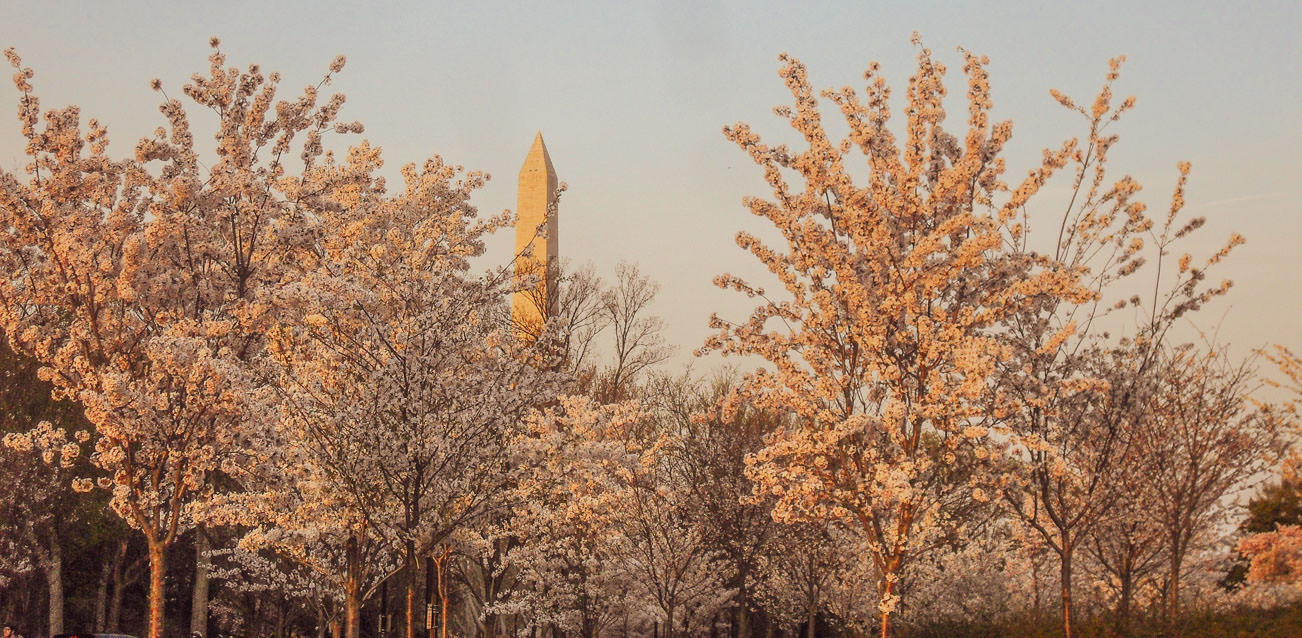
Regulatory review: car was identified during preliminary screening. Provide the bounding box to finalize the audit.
[54,634,141,638]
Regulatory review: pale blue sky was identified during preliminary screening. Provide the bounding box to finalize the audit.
[2,1,1299,369]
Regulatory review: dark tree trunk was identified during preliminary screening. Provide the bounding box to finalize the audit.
[94,549,111,631]
[107,545,126,630]
[1169,539,1184,621]
[1060,544,1074,638]
[345,535,362,638]
[1116,551,1134,634]
[736,570,751,638]
[191,529,210,638]
[45,530,65,636]
[107,536,136,632]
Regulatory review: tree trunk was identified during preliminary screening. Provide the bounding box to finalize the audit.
[380,578,389,637]
[147,537,168,638]
[94,550,110,631]
[345,535,362,638]
[1060,545,1074,638]
[108,562,125,628]
[1118,574,1132,632]
[1169,541,1183,621]
[191,529,210,638]
[433,544,452,638]
[46,531,65,636]
[1117,553,1133,634]
[406,574,416,638]
[405,539,416,638]
[439,569,450,638]
[425,556,436,638]
[878,577,894,638]
[1031,556,1042,620]
[806,597,816,638]
[250,597,265,638]
[483,544,503,638]
[107,537,128,631]
[736,572,750,638]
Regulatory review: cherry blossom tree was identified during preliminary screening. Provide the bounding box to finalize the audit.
[205,420,393,638]
[0,423,87,635]
[751,521,848,638]
[895,528,1030,634]
[266,144,565,638]
[492,395,646,638]
[616,451,734,638]
[655,371,782,638]
[992,53,1244,638]
[705,40,1089,636]
[1233,347,1302,596]
[1140,345,1285,618]
[1083,469,1166,630]
[0,336,97,635]
[1239,525,1302,591]
[0,41,366,638]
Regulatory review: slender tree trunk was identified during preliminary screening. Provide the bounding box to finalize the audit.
[806,597,816,638]
[403,538,418,638]
[250,597,265,638]
[346,535,362,638]
[878,577,894,638]
[107,536,128,631]
[108,561,125,629]
[425,556,435,638]
[94,551,110,631]
[433,544,452,638]
[1060,545,1074,638]
[1118,575,1132,631]
[406,573,417,638]
[191,529,210,638]
[737,571,750,638]
[1031,557,1042,621]
[439,566,450,638]
[147,537,167,638]
[1169,540,1183,621]
[1117,553,1133,634]
[46,531,64,636]
[483,546,503,638]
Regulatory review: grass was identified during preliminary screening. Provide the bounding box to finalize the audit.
[902,604,1302,637]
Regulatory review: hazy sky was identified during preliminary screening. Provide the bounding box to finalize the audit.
[2,1,1299,371]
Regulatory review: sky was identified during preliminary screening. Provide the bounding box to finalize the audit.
[2,0,1299,373]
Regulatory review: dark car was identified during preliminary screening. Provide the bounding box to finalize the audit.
[54,634,141,638]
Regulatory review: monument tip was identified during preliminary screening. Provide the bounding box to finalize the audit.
[521,131,555,177]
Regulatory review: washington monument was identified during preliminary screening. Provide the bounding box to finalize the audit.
[511,132,559,338]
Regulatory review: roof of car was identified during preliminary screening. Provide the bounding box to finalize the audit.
[54,634,141,638]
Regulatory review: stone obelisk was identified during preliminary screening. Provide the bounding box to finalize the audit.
[512,132,559,338]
